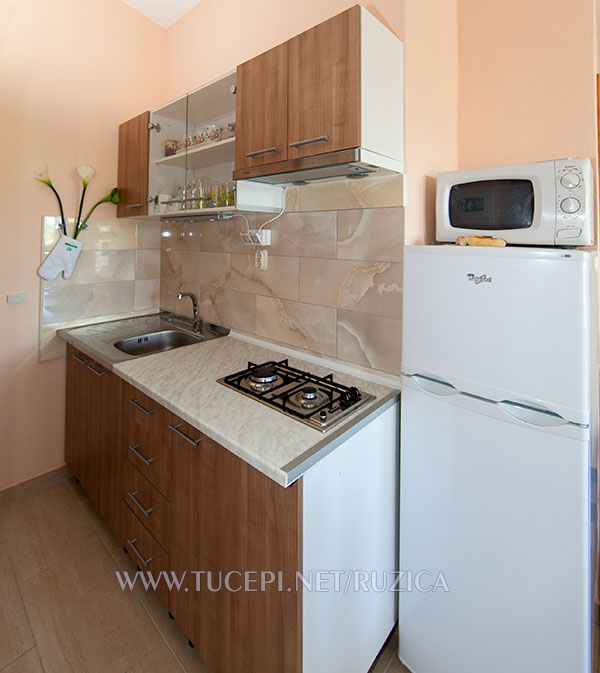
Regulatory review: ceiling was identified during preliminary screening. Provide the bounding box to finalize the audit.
[120,0,203,28]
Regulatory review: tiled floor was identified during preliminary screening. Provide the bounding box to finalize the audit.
[0,468,408,673]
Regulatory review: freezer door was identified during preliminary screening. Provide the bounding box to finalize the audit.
[401,246,593,424]
[399,382,590,673]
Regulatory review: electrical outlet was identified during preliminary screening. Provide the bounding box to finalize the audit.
[255,249,268,271]
[240,229,271,246]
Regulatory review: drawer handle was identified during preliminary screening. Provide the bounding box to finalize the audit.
[125,203,142,209]
[126,537,153,568]
[130,398,155,416]
[87,364,107,377]
[289,134,329,148]
[72,353,89,365]
[168,423,203,448]
[245,146,279,158]
[128,444,156,467]
[127,490,154,518]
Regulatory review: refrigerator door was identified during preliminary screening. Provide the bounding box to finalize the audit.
[401,246,593,424]
[399,379,590,673]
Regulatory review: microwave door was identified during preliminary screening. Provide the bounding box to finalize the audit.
[447,179,534,233]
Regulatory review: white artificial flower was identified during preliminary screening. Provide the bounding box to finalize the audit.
[33,163,50,184]
[77,164,96,186]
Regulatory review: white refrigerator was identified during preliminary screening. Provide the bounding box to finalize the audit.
[399,245,597,673]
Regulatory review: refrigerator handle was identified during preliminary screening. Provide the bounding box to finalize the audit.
[497,400,569,427]
[409,374,459,397]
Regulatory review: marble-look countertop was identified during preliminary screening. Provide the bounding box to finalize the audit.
[60,318,400,487]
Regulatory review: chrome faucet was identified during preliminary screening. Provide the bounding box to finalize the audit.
[177,292,202,332]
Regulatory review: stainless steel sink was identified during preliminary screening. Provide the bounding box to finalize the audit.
[114,329,202,356]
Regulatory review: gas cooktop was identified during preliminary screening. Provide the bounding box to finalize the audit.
[217,359,375,432]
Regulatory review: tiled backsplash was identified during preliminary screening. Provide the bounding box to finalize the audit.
[39,217,161,361]
[160,208,404,375]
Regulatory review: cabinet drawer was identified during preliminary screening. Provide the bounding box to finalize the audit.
[122,383,170,496]
[121,503,170,608]
[165,413,205,456]
[122,458,169,552]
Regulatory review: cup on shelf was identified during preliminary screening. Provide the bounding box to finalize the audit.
[210,125,221,142]
[221,121,236,140]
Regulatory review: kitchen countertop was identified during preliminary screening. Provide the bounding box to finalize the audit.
[59,317,400,487]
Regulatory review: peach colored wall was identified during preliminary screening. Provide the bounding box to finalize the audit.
[1,0,459,491]
[458,0,597,170]
[0,0,166,491]
[164,0,460,245]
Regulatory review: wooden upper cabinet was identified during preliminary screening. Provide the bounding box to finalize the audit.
[233,5,383,180]
[287,5,361,160]
[117,111,149,218]
[235,43,288,171]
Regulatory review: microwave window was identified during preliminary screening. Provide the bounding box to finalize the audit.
[448,179,534,230]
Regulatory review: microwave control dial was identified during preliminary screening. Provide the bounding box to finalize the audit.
[560,172,581,189]
[560,197,581,214]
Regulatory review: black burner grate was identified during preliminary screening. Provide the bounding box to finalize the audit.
[218,359,374,432]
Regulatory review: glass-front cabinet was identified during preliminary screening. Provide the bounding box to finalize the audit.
[148,72,237,216]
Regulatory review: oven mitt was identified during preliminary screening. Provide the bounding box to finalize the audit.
[38,234,84,280]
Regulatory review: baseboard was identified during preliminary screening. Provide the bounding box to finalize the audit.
[0,465,73,507]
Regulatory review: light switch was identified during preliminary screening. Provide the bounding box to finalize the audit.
[7,293,28,303]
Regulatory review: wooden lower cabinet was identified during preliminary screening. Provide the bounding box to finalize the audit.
[167,412,302,673]
[65,344,122,537]
[66,358,302,673]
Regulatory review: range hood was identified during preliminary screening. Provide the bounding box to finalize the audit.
[232,148,404,186]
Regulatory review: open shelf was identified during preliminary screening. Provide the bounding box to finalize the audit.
[154,137,235,169]
[160,205,237,220]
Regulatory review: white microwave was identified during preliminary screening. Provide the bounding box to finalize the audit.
[436,158,594,246]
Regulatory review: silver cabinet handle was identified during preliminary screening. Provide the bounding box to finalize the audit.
[125,203,143,209]
[168,423,203,448]
[128,444,156,466]
[129,398,154,416]
[127,537,153,568]
[289,134,329,148]
[87,364,107,377]
[246,146,279,158]
[72,353,89,365]
[127,490,154,517]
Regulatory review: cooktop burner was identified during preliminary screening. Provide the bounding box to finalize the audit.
[217,359,375,432]
[250,365,278,383]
